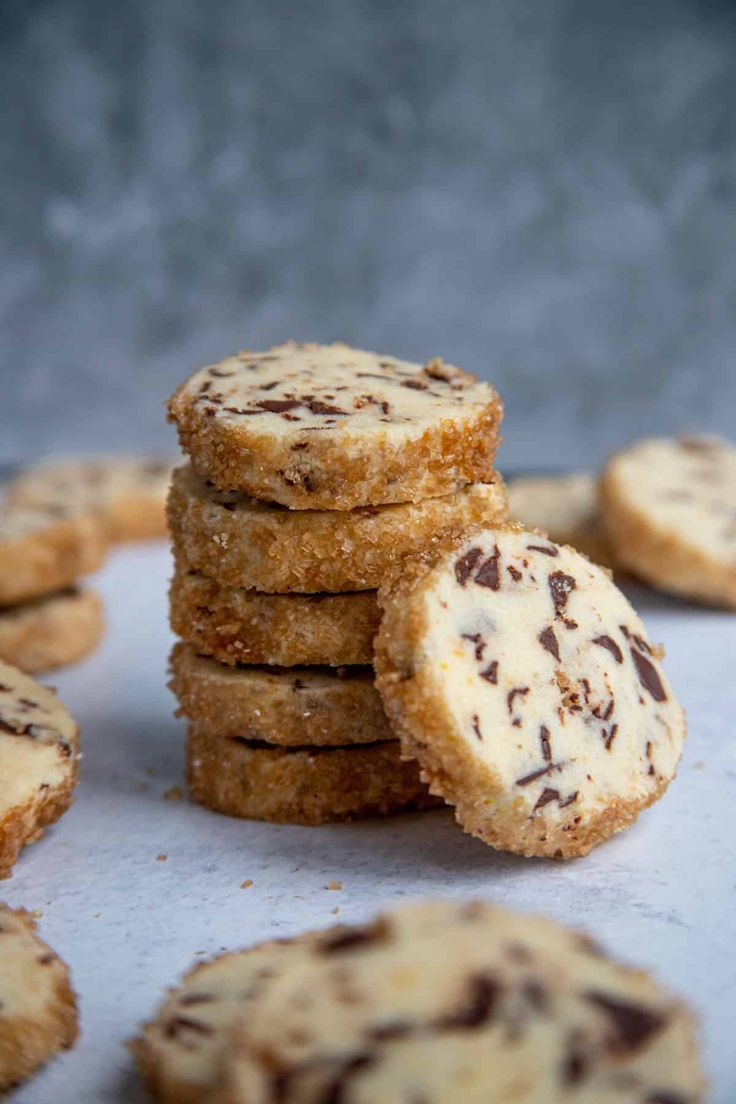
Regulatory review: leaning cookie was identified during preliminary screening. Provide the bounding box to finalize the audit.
[507,472,615,568]
[214,899,703,1104]
[0,661,79,878]
[0,905,79,1092]
[375,525,685,859]
[169,562,379,667]
[601,434,736,608]
[0,587,104,674]
[170,644,391,747]
[187,727,441,825]
[167,342,503,510]
[0,505,107,606]
[168,464,507,592]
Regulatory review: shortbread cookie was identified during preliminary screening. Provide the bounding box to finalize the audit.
[167,342,503,509]
[0,587,104,674]
[218,899,703,1104]
[508,472,615,568]
[0,505,107,606]
[7,455,174,542]
[187,727,440,825]
[170,563,378,667]
[601,435,736,608]
[0,905,79,1091]
[170,644,391,747]
[375,525,685,859]
[168,464,508,593]
[0,661,79,877]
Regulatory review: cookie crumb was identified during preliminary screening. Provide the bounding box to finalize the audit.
[326,880,343,891]
[31,909,44,919]
[156,853,168,862]
[164,785,183,801]
[331,906,340,915]
[240,879,254,889]
[693,760,705,771]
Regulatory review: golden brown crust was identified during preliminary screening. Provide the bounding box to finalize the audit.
[169,563,379,667]
[0,510,107,606]
[0,588,104,674]
[186,726,442,825]
[0,762,78,880]
[170,643,392,747]
[167,465,507,592]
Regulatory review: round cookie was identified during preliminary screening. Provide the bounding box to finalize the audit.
[167,342,503,510]
[170,563,378,667]
[0,905,78,1091]
[187,727,441,825]
[374,525,685,859]
[217,899,703,1104]
[0,505,107,606]
[170,643,391,747]
[601,435,736,608]
[507,472,615,568]
[6,455,174,542]
[0,587,104,674]
[168,464,507,593]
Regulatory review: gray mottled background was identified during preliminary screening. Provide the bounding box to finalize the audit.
[1,0,735,471]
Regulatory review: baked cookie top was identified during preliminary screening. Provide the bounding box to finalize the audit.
[219,899,702,1104]
[167,342,502,509]
[375,525,685,858]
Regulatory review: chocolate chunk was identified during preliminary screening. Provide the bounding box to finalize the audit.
[319,922,386,955]
[461,633,486,661]
[516,762,558,787]
[402,379,428,390]
[539,725,552,761]
[539,626,560,662]
[549,571,577,618]
[507,687,529,714]
[602,724,618,751]
[471,715,483,742]
[592,634,624,664]
[305,399,348,416]
[584,991,665,1053]
[527,544,559,557]
[507,565,522,581]
[455,547,482,586]
[630,648,667,703]
[558,791,579,808]
[178,992,216,1006]
[533,787,560,811]
[438,972,499,1028]
[480,661,498,684]
[475,545,501,590]
[258,399,302,413]
[164,1015,214,1039]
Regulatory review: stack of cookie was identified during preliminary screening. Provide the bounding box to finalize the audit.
[166,341,506,825]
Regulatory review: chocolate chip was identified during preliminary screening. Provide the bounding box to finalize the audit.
[461,633,486,661]
[527,544,558,556]
[507,687,529,714]
[602,724,618,751]
[438,972,499,1028]
[319,921,387,955]
[516,762,558,787]
[402,379,428,390]
[507,565,522,581]
[179,992,216,1006]
[305,399,348,416]
[539,626,560,662]
[475,545,501,590]
[539,725,552,761]
[480,661,498,684]
[533,787,560,811]
[592,634,623,663]
[584,992,665,1053]
[455,547,482,586]
[164,1016,214,1039]
[558,791,579,808]
[472,715,483,741]
[630,648,667,703]
[549,571,577,619]
[258,399,302,413]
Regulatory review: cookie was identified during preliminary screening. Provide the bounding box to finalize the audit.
[167,342,503,510]
[507,472,615,568]
[601,435,736,608]
[0,505,107,606]
[0,905,79,1091]
[217,899,703,1104]
[7,455,174,542]
[0,587,104,674]
[170,643,392,747]
[0,661,79,878]
[187,727,440,825]
[374,525,685,859]
[167,464,507,593]
[170,563,378,667]
[131,935,319,1104]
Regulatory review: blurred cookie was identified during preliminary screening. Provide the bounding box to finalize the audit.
[0,505,107,606]
[0,587,104,674]
[601,435,736,608]
[167,342,502,510]
[375,525,685,859]
[507,472,614,567]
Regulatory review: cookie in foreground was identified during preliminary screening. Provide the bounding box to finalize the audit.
[0,904,78,1091]
[375,524,685,859]
[167,342,503,510]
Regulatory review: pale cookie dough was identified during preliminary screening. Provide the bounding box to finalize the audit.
[167,342,503,509]
[0,661,79,878]
[0,905,79,1092]
[0,505,107,606]
[375,525,685,859]
[170,563,379,667]
[0,587,104,674]
[7,455,174,542]
[216,899,703,1104]
[170,643,392,747]
[132,934,319,1104]
[508,472,615,568]
[168,464,507,592]
[187,727,441,825]
[601,435,736,608]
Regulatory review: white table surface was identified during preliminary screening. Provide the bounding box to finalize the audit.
[6,542,735,1102]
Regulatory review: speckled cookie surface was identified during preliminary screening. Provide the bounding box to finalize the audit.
[0,587,104,674]
[0,905,79,1092]
[508,473,615,568]
[170,643,391,747]
[375,526,685,859]
[7,455,174,542]
[187,727,440,825]
[167,342,503,509]
[0,661,79,877]
[216,899,703,1104]
[170,563,379,667]
[601,435,736,608]
[168,464,507,592]
[0,505,107,606]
